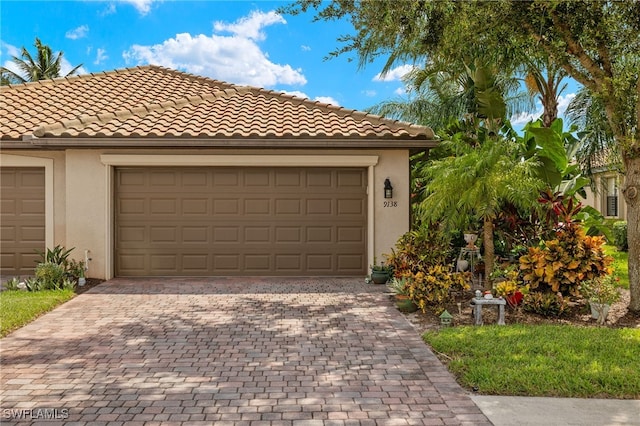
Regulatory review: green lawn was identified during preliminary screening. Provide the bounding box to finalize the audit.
[423,324,640,399]
[0,289,75,337]
[604,244,629,289]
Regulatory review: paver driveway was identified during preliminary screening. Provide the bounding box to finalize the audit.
[0,278,491,425]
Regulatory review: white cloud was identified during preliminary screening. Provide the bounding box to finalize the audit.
[373,64,415,82]
[314,96,339,106]
[280,90,340,106]
[118,0,156,16]
[94,48,108,65]
[394,87,407,96]
[510,93,576,126]
[2,41,20,58]
[60,57,87,76]
[557,93,576,117]
[510,111,542,126]
[99,3,117,16]
[362,89,377,97]
[214,10,285,41]
[123,11,307,88]
[301,45,311,51]
[66,25,89,40]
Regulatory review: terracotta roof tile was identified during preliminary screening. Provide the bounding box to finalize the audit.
[1,65,436,146]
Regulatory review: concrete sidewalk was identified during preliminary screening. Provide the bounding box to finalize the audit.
[472,395,640,426]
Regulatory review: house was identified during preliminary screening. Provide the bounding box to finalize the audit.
[582,151,627,221]
[0,66,437,280]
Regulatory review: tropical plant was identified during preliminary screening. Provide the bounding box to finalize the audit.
[519,226,613,297]
[417,130,542,287]
[0,37,82,84]
[283,0,640,312]
[386,227,453,277]
[36,245,74,269]
[404,265,469,314]
[522,291,569,317]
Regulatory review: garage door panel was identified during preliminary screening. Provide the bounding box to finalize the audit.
[115,167,366,276]
[245,227,270,242]
[307,199,332,215]
[245,254,271,271]
[1,167,45,277]
[182,199,208,215]
[244,199,270,215]
[213,199,239,214]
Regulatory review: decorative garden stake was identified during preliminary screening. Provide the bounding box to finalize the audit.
[439,310,453,327]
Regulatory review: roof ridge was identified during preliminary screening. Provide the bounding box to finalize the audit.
[32,92,223,137]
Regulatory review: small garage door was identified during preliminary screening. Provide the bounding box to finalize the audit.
[115,167,367,276]
[0,167,45,277]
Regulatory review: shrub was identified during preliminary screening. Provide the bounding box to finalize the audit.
[519,226,613,297]
[34,262,67,290]
[36,245,74,271]
[386,227,453,277]
[523,292,569,317]
[612,221,628,252]
[404,265,469,314]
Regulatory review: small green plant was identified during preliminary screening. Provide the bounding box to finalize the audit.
[24,277,44,292]
[370,257,393,273]
[67,259,86,279]
[34,262,66,290]
[388,277,410,295]
[612,221,628,252]
[580,273,620,325]
[4,277,21,290]
[523,292,569,317]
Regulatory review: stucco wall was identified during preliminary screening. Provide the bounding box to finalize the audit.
[3,148,413,279]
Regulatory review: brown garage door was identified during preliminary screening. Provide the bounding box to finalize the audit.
[115,167,367,276]
[0,167,45,278]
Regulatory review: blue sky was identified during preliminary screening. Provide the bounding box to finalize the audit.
[1,0,577,126]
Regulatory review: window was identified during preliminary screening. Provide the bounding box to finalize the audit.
[604,176,618,217]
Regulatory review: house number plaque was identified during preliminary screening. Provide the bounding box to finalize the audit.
[383,201,398,207]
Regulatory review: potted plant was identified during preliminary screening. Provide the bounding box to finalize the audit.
[388,277,418,312]
[579,273,620,325]
[370,258,393,284]
[68,259,86,286]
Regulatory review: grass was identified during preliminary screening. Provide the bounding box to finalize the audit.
[604,244,629,289]
[0,289,75,337]
[423,324,640,399]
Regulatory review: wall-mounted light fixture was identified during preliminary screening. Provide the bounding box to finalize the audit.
[384,178,393,199]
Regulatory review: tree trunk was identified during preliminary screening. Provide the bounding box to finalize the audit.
[622,156,640,313]
[483,216,495,290]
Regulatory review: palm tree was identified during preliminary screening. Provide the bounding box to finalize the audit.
[0,38,82,84]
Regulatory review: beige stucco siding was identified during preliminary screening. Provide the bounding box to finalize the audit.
[2,148,413,279]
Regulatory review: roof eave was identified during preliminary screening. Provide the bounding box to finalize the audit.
[14,136,439,149]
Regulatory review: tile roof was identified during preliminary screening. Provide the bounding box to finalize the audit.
[0,65,436,148]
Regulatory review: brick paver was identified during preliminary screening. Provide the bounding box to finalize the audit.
[0,278,491,425]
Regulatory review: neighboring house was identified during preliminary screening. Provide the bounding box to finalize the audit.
[0,66,437,280]
[582,151,627,221]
